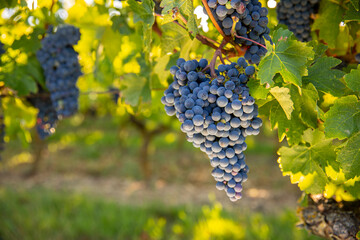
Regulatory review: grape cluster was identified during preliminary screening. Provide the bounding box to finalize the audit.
[277,0,320,42]
[29,96,59,139]
[161,58,262,201]
[0,42,5,55]
[205,0,271,64]
[36,25,82,118]
[108,87,120,104]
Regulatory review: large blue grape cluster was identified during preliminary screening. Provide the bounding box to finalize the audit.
[29,95,59,139]
[205,0,271,64]
[277,0,320,42]
[36,25,82,118]
[161,58,262,201]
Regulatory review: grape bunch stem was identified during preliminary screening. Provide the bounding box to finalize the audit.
[203,39,228,78]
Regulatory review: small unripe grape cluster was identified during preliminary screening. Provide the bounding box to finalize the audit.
[161,57,262,201]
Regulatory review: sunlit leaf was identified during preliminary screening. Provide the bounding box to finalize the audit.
[258,28,314,86]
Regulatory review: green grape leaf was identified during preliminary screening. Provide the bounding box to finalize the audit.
[161,23,190,54]
[344,181,360,200]
[337,132,360,179]
[299,84,320,129]
[128,0,154,25]
[278,129,337,194]
[0,0,24,8]
[11,28,45,53]
[121,73,151,106]
[324,95,360,140]
[102,27,123,61]
[153,54,171,86]
[258,28,314,86]
[312,0,345,48]
[247,78,270,99]
[351,0,360,10]
[263,98,307,145]
[303,57,345,97]
[128,0,155,53]
[160,0,198,36]
[307,41,328,61]
[182,0,198,36]
[270,86,293,120]
[1,63,39,96]
[111,15,134,35]
[3,97,37,146]
[344,1,360,20]
[344,65,360,92]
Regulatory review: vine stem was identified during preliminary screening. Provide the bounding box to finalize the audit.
[201,0,226,37]
[234,33,267,49]
[201,0,244,55]
[50,0,56,13]
[154,13,239,57]
[176,11,188,25]
[204,39,228,78]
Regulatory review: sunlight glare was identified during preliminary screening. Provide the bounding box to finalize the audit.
[267,0,277,8]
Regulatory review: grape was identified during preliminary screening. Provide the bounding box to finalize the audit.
[231,99,242,110]
[245,66,255,75]
[277,0,320,42]
[216,5,228,17]
[356,53,360,63]
[177,58,186,67]
[208,0,217,8]
[161,57,262,201]
[217,96,229,107]
[251,11,260,20]
[36,25,82,120]
[222,17,233,28]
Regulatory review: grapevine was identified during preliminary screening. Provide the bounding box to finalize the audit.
[0,1,360,238]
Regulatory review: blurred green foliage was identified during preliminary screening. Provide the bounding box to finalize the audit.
[0,187,323,240]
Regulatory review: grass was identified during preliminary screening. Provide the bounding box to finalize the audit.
[0,187,323,240]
